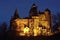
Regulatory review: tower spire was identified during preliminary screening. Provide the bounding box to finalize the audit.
[14,8,19,19]
[32,3,37,8]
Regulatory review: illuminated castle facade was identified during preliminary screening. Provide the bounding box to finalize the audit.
[10,4,52,36]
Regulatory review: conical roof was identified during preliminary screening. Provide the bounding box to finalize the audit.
[45,8,51,13]
[32,3,37,7]
[14,8,19,18]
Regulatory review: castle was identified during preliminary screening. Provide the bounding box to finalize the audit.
[10,4,53,36]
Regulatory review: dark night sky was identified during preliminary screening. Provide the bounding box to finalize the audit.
[0,0,60,25]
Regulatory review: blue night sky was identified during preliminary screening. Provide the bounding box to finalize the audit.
[0,0,60,25]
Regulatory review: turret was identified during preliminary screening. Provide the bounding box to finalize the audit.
[29,3,38,18]
[44,8,51,27]
[10,8,20,30]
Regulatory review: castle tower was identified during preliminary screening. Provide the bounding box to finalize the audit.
[29,3,38,18]
[10,8,20,30]
[44,8,51,28]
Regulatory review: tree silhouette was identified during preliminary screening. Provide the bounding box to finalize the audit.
[56,13,60,24]
[56,12,60,32]
[52,12,60,32]
[1,22,7,32]
[0,22,7,40]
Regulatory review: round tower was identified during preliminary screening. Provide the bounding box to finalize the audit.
[29,3,38,18]
[44,8,51,28]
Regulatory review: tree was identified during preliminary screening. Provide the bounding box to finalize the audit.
[1,22,7,32]
[0,22,7,40]
[56,12,60,32]
[52,12,60,32]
